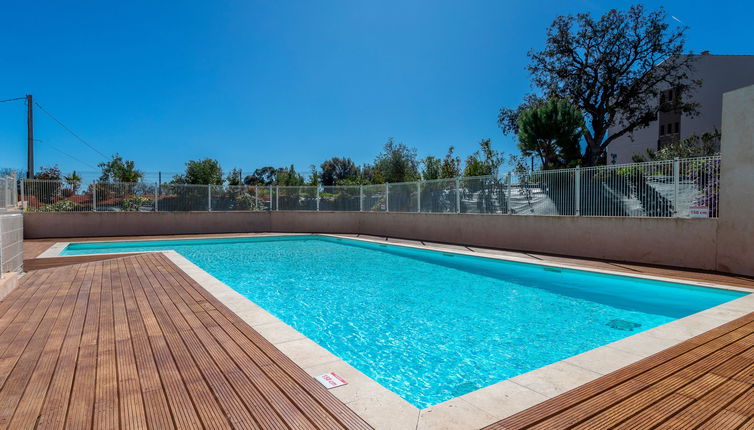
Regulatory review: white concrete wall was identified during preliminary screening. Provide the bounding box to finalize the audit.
[716,84,754,276]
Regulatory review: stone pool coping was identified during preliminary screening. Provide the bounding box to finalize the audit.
[44,233,754,429]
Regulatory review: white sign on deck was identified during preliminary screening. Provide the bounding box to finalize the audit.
[315,372,347,389]
[689,206,710,218]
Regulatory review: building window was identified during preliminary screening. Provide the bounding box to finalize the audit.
[660,124,665,135]
[675,122,680,133]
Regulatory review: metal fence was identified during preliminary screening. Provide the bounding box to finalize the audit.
[0,172,18,211]
[17,156,721,218]
[0,213,23,276]
[0,172,22,277]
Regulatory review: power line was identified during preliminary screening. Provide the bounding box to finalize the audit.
[33,101,109,159]
[47,145,99,169]
[0,96,25,103]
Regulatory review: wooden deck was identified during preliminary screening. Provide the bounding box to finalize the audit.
[486,312,754,430]
[0,253,371,430]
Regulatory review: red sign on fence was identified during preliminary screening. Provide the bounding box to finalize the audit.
[689,206,710,218]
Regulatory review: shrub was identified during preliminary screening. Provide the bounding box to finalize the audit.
[234,193,262,210]
[38,200,80,212]
[121,195,152,212]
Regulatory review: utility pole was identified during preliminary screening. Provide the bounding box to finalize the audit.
[26,95,34,179]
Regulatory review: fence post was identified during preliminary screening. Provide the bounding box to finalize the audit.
[154,182,159,212]
[417,181,421,213]
[316,186,320,211]
[359,185,364,212]
[455,177,461,214]
[574,166,581,216]
[92,183,97,212]
[255,186,259,210]
[506,173,513,214]
[269,185,273,211]
[385,183,389,212]
[207,185,212,212]
[276,186,279,211]
[20,179,24,211]
[673,157,680,217]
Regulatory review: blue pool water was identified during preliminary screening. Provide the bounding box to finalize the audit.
[62,236,746,408]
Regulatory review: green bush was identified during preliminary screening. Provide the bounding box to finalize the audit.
[37,200,80,212]
[234,193,262,210]
[121,195,152,212]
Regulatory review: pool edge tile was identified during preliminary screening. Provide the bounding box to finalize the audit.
[418,398,498,430]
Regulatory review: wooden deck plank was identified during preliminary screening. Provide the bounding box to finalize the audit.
[122,257,208,429]
[0,268,57,346]
[487,316,754,430]
[0,264,83,429]
[36,261,96,429]
[2,253,370,429]
[507,321,753,430]
[0,266,73,393]
[0,269,46,320]
[145,252,320,430]
[114,257,175,429]
[131,257,261,430]
[24,253,143,271]
[109,256,149,430]
[3,263,85,428]
[65,258,104,429]
[94,259,119,430]
[141,254,297,430]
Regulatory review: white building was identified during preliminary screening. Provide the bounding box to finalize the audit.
[608,53,754,163]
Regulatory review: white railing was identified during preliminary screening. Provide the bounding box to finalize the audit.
[18,156,721,218]
[0,172,22,277]
[0,172,18,211]
[0,213,23,276]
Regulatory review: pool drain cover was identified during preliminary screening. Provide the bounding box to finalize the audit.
[606,319,641,331]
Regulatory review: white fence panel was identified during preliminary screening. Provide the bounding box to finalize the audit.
[17,156,720,218]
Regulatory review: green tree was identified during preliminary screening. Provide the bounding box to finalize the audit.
[244,166,276,185]
[275,165,305,186]
[35,165,62,180]
[373,138,420,183]
[440,146,462,178]
[307,165,319,186]
[503,5,698,165]
[517,98,584,169]
[173,158,223,184]
[98,154,143,182]
[498,94,545,136]
[632,129,720,162]
[463,139,505,177]
[63,170,83,192]
[421,156,442,180]
[319,157,359,185]
[226,168,243,186]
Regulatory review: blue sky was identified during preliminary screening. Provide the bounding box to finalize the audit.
[1,0,752,178]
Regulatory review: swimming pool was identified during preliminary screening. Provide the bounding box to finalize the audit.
[60,235,747,408]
